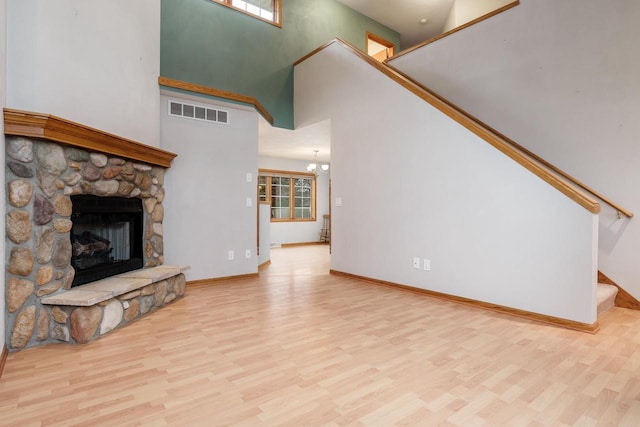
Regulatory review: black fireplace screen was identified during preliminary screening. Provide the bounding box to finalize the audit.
[70,195,144,287]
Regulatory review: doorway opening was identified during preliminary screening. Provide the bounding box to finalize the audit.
[367,32,395,62]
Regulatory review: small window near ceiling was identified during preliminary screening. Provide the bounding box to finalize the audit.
[211,0,282,27]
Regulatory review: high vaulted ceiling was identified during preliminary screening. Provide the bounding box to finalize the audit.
[260,0,457,162]
[336,0,455,48]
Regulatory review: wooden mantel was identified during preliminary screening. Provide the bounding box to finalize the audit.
[3,108,177,168]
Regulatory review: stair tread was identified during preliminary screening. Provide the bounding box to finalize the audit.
[597,283,618,303]
[597,283,618,317]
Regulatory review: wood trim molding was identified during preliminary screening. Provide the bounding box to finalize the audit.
[186,273,259,286]
[3,108,177,168]
[258,260,272,269]
[390,1,521,61]
[280,242,328,248]
[259,169,318,222]
[330,269,600,334]
[366,31,395,62]
[0,344,7,380]
[258,168,316,178]
[384,66,633,218]
[294,41,335,66]
[366,32,395,51]
[295,39,605,215]
[598,270,640,311]
[158,76,274,125]
[391,6,632,218]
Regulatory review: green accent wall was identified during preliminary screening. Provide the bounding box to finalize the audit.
[161,0,400,129]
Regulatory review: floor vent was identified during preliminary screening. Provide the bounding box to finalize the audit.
[168,100,229,124]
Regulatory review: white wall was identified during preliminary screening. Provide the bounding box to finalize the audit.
[6,0,160,146]
[390,0,640,299]
[258,156,330,245]
[161,92,258,281]
[296,42,598,324]
[1,0,7,349]
[258,204,270,266]
[442,0,514,32]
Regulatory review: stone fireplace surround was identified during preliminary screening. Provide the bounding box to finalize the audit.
[4,109,185,350]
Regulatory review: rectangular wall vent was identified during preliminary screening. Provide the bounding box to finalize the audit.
[168,100,229,125]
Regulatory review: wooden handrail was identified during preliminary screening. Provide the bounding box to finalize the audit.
[3,108,177,168]
[158,76,274,125]
[384,66,633,218]
[389,1,520,62]
[385,2,631,218]
[294,38,608,215]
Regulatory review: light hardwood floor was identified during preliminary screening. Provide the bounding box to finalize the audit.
[2,245,640,426]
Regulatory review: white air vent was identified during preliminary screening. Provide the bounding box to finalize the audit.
[168,100,229,125]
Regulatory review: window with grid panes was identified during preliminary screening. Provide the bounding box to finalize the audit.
[211,0,281,26]
[294,177,312,219]
[258,176,268,202]
[258,170,316,222]
[271,176,290,219]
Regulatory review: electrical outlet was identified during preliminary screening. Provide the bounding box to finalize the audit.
[245,249,251,259]
[423,259,431,271]
[413,257,420,269]
[246,172,253,183]
[246,197,253,207]
[228,250,234,261]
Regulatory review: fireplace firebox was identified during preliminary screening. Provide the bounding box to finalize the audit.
[70,195,144,287]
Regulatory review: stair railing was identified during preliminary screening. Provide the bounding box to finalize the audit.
[296,38,633,219]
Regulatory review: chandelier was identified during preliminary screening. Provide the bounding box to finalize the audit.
[306,150,329,175]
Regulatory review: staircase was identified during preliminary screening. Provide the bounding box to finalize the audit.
[295,38,640,331]
[597,283,618,317]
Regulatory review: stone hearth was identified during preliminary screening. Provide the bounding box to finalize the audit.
[4,110,180,350]
[40,265,188,344]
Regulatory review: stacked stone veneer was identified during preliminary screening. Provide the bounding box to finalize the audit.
[42,271,187,345]
[5,136,178,349]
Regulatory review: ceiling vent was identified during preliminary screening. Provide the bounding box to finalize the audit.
[168,100,229,125]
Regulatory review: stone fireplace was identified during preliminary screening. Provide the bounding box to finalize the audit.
[4,109,186,350]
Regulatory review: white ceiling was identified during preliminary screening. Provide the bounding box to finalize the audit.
[259,118,332,163]
[336,0,455,48]
[259,0,456,163]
